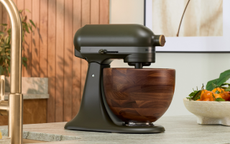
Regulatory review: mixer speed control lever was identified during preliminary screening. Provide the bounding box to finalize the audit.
[99,49,118,55]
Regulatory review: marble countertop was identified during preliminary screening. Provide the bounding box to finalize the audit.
[1,115,230,144]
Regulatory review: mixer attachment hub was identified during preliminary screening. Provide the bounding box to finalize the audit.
[128,62,151,69]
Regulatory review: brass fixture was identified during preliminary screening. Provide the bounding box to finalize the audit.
[0,100,8,116]
[0,75,5,100]
[0,0,23,144]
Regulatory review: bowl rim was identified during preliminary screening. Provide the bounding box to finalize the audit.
[183,97,230,103]
[103,68,175,71]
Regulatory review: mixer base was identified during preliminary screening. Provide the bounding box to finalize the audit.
[65,123,165,134]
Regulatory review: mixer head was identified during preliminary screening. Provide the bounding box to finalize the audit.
[74,24,165,68]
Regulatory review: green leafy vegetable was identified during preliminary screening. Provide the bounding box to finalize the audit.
[188,69,230,102]
[217,70,230,85]
[225,86,230,91]
[215,98,225,101]
[187,90,201,100]
[206,78,218,91]
[206,70,230,91]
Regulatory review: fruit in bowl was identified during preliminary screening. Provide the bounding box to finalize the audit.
[184,69,230,126]
[187,69,230,102]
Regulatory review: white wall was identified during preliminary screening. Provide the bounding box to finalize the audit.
[110,0,230,116]
[110,0,144,25]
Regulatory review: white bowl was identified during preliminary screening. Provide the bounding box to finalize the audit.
[183,98,230,126]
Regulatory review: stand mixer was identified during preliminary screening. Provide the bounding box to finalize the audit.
[65,24,175,133]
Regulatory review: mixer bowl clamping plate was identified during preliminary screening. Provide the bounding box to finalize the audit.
[64,24,175,133]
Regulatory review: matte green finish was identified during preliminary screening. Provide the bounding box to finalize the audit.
[73,24,162,67]
[66,24,166,133]
[74,24,155,51]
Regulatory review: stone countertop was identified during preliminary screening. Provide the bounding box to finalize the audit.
[1,115,230,144]
[3,93,49,100]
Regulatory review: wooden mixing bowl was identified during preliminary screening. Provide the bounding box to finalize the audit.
[103,68,175,123]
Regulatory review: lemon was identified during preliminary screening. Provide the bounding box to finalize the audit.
[0,130,2,139]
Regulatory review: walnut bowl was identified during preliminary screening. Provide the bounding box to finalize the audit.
[103,68,175,123]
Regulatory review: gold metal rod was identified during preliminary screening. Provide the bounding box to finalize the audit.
[0,0,22,93]
[0,100,9,116]
[9,93,23,144]
[0,0,23,144]
[0,106,8,111]
[0,75,5,100]
[0,100,9,111]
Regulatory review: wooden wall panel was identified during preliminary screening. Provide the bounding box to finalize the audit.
[24,0,32,77]
[0,4,2,31]
[0,0,109,123]
[16,0,23,19]
[63,0,73,122]
[72,0,82,118]
[80,0,90,100]
[40,0,48,77]
[91,0,100,24]
[2,3,7,25]
[100,0,109,24]
[47,0,56,122]
[55,0,65,122]
[0,99,47,125]
[32,0,40,77]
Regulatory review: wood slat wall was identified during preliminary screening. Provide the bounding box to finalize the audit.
[0,0,109,122]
